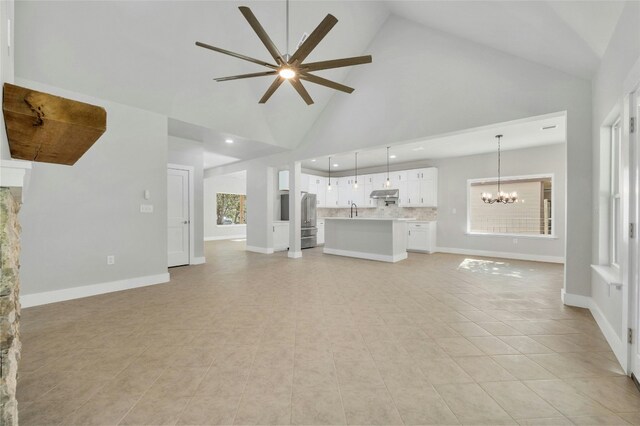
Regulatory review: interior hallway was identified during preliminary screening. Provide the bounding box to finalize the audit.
[17,240,640,425]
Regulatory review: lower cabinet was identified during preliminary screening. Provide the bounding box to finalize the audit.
[317,220,325,245]
[273,222,289,251]
[407,221,436,253]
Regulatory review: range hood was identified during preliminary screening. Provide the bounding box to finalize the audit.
[370,189,399,199]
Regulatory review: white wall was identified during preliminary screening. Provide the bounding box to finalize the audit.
[434,144,565,262]
[0,0,15,160]
[204,173,246,240]
[168,136,204,259]
[589,1,640,367]
[18,79,169,302]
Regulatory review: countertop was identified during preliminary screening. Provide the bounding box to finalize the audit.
[324,217,417,221]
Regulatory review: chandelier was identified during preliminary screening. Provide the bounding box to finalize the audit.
[481,134,517,204]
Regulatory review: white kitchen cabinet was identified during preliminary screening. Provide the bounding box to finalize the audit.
[364,183,376,207]
[301,173,310,192]
[338,176,353,207]
[397,181,408,206]
[273,222,289,251]
[278,170,289,191]
[307,176,326,207]
[317,219,325,244]
[391,171,407,185]
[371,173,387,189]
[352,181,366,206]
[326,177,339,207]
[404,167,438,207]
[407,221,436,253]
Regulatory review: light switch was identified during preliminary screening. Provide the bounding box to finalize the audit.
[452,208,457,214]
[140,204,154,213]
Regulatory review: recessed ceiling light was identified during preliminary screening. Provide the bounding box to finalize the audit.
[389,155,397,159]
[333,164,339,167]
[310,159,316,162]
[541,125,557,130]
[225,139,234,144]
[412,147,424,151]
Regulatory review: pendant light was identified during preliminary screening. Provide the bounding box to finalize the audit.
[385,147,391,188]
[481,135,517,204]
[327,157,332,191]
[353,152,359,189]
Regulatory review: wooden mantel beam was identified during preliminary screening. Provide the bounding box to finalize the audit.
[2,83,106,165]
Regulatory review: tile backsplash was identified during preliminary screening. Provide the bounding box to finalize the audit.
[318,204,437,221]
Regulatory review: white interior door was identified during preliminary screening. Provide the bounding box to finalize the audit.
[168,168,190,267]
[630,91,640,380]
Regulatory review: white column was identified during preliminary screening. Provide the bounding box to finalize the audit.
[288,161,302,258]
[246,163,274,254]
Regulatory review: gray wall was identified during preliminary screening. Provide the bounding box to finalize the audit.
[168,136,204,259]
[19,79,169,295]
[434,144,565,260]
[204,173,246,240]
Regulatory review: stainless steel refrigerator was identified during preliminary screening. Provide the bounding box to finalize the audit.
[281,193,318,249]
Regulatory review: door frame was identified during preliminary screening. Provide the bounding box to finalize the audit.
[168,163,195,266]
[626,88,639,379]
[624,59,640,378]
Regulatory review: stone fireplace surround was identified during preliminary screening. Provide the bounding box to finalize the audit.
[1,160,31,426]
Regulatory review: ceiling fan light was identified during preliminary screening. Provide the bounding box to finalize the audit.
[279,68,296,79]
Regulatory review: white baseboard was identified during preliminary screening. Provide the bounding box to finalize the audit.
[560,288,591,308]
[436,247,564,264]
[190,257,206,265]
[20,272,170,308]
[562,288,627,373]
[205,234,246,241]
[288,251,303,259]
[246,245,274,254]
[323,248,407,263]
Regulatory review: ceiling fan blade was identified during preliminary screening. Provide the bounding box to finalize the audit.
[195,41,277,69]
[301,55,372,72]
[290,79,314,105]
[238,7,285,65]
[299,73,354,94]
[259,77,285,104]
[215,71,277,82]
[290,14,338,64]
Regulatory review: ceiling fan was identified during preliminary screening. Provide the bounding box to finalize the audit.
[195,1,372,105]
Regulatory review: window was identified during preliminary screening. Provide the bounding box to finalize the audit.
[468,176,553,236]
[216,193,246,225]
[610,119,622,266]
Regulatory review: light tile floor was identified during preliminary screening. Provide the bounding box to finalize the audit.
[17,240,640,425]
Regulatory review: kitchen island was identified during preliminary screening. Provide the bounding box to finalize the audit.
[323,217,415,262]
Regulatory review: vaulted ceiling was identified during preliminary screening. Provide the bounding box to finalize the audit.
[15,1,625,157]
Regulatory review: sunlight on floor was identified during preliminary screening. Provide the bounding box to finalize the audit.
[457,258,523,278]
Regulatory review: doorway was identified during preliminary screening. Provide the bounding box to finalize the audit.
[168,165,194,267]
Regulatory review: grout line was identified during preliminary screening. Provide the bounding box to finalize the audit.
[230,319,266,425]
[289,306,299,425]
[357,309,406,425]
[170,352,218,425]
[327,314,349,426]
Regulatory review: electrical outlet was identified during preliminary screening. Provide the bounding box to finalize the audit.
[452,208,457,214]
[107,255,115,265]
[140,204,154,213]
[512,238,518,244]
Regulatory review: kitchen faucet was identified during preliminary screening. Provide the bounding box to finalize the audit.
[350,203,358,218]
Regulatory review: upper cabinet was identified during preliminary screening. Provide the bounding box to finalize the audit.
[402,167,438,207]
[301,167,437,208]
[278,170,289,191]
